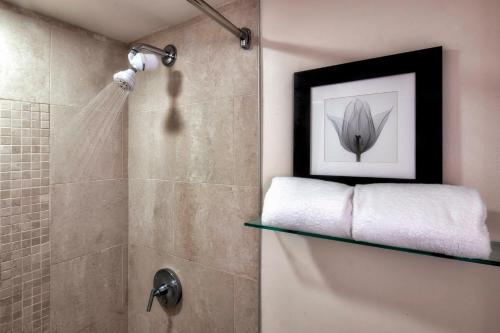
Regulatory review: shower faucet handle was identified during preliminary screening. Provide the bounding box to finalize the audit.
[146,284,169,312]
[146,288,155,312]
[145,268,183,312]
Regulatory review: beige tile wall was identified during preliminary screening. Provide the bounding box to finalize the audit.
[127,0,260,332]
[47,23,128,333]
[0,2,128,332]
[0,100,51,333]
[2,0,260,331]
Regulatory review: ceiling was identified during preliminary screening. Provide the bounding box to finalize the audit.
[6,0,229,42]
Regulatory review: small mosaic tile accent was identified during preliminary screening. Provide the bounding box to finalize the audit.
[0,100,50,333]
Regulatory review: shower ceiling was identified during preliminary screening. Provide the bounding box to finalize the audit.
[5,0,230,42]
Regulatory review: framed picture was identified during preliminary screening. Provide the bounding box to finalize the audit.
[293,47,442,185]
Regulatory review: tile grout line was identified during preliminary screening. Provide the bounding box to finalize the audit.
[129,242,258,283]
[127,177,260,189]
[171,181,176,265]
[233,274,236,333]
[128,92,259,114]
[49,177,128,186]
[47,26,52,333]
[50,242,128,267]
[232,96,237,188]
[122,244,127,314]
[0,92,258,113]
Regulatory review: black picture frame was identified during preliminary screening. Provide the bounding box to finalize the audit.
[293,47,442,185]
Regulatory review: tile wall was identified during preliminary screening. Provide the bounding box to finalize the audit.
[0,2,128,332]
[0,100,50,332]
[127,0,260,332]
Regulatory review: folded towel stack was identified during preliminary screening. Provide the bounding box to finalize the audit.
[262,177,353,238]
[352,183,491,259]
[262,177,491,259]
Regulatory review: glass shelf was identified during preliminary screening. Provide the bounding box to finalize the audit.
[245,218,500,267]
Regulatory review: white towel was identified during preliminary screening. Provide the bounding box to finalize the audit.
[352,183,491,259]
[262,177,353,238]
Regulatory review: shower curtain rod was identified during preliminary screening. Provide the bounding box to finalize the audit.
[185,0,251,50]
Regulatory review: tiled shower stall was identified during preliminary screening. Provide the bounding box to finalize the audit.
[0,0,259,332]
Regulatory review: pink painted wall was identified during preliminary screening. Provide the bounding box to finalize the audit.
[261,0,500,331]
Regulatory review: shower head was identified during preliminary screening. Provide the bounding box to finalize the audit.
[112,52,158,91]
[113,68,136,91]
[128,52,159,72]
[112,43,177,92]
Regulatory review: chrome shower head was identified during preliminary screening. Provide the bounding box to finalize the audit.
[112,51,159,92]
[112,43,177,92]
[128,52,159,72]
[113,68,136,91]
[112,51,159,91]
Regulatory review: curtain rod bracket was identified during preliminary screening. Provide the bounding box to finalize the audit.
[239,27,251,50]
[186,0,252,50]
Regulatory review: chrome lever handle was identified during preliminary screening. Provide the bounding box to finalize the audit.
[146,288,157,312]
[146,284,169,312]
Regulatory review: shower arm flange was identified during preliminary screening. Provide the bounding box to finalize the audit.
[130,43,177,67]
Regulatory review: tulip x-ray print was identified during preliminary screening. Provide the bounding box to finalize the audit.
[309,73,417,180]
[293,47,443,185]
[324,92,398,163]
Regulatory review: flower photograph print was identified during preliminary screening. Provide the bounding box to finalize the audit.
[293,47,442,185]
[309,72,416,180]
[324,93,397,163]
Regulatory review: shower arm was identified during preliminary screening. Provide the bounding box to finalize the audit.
[129,43,177,67]
[185,0,251,50]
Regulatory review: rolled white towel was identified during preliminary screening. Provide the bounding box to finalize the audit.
[262,177,353,238]
[352,183,491,259]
